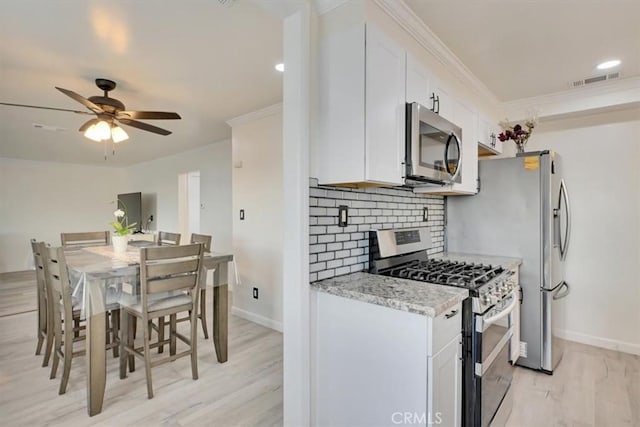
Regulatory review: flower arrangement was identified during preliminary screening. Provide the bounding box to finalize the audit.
[498,117,538,153]
[111,208,136,236]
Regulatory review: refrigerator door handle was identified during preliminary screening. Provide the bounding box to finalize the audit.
[559,179,571,260]
[553,281,570,300]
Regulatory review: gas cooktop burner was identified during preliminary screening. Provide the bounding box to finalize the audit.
[384,259,505,290]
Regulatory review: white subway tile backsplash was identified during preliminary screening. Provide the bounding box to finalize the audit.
[326,242,342,251]
[309,180,445,281]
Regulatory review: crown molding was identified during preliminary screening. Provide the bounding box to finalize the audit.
[314,0,348,15]
[374,0,500,107]
[226,102,283,128]
[502,76,640,121]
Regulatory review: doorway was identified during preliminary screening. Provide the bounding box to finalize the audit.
[178,170,201,241]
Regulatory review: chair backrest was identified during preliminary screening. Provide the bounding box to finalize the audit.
[30,239,49,327]
[190,233,212,252]
[139,244,204,316]
[43,246,74,322]
[158,231,181,246]
[61,231,110,248]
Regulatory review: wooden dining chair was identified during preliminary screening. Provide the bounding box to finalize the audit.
[31,240,54,366]
[44,246,120,394]
[60,231,113,340]
[157,234,211,351]
[61,231,110,248]
[119,243,204,399]
[190,233,212,339]
[157,231,181,246]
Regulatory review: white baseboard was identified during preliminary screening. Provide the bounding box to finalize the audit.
[231,306,283,332]
[554,328,640,356]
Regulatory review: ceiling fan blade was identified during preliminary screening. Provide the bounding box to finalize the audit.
[0,102,93,115]
[55,87,104,114]
[79,118,99,132]
[118,118,172,136]
[116,111,181,120]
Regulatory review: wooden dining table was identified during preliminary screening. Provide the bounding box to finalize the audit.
[65,245,234,416]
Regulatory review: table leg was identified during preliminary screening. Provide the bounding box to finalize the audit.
[212,262,229,363]
[86,281,106,416]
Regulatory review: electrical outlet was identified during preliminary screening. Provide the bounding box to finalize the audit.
[338,205,348,227]
[252,287,259,299]
[520,341,527,358]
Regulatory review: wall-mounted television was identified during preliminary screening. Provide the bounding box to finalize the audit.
[117,192,142,233]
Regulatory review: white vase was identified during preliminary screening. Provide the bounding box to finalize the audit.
[112,235,128,254]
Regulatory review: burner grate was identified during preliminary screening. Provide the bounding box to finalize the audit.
[383,259,505,289]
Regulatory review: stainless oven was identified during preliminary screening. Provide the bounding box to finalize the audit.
[465,288,518,427]
[405,102,462,186]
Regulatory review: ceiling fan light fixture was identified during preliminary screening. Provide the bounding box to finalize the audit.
[84,123,103,141]
[111,125,129,143]
[95,120,111,140]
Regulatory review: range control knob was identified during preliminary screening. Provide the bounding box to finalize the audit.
[481,294,491,305]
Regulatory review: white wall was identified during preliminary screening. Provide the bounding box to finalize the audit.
[229,105,284,331]
[526,108,640,354]
[0,157,127,272]
[124,141,232,252]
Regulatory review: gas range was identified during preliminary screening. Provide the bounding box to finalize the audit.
[369,228,515,313]
[369,227,518,426]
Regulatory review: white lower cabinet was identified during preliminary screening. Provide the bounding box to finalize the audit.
[311,290,463,426]
[429,336,463,427]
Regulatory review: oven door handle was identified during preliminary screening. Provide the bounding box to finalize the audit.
[475,329,513,377]
[480,294,518,329]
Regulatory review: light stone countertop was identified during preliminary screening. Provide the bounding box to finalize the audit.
[310,272,468,317]
[432,252,522,271]
[310,252,522,317]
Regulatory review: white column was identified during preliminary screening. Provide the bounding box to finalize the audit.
[283,3,312,426]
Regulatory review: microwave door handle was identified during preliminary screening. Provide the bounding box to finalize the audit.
[444,134,462,183]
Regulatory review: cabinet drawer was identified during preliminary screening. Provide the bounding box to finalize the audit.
[432,302,462,355]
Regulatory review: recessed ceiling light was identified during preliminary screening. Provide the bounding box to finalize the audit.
[596,59,621,70]
[275,63,285,72]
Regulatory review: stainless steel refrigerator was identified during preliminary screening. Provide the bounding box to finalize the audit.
[447,151,571,373]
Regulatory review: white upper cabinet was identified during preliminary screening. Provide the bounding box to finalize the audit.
[406,54,453,121]
[365,25,406,185]
[431,78,454,122]
[406,53,431,107]
[477,114,503,156]
[316,14,405,186]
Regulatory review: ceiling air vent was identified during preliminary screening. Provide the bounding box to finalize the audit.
[570,72,620,88]
[33,123,67,132]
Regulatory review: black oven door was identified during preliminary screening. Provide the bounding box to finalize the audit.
[473,295,517,427]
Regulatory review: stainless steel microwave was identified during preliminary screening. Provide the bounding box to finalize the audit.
[404,102,462,186]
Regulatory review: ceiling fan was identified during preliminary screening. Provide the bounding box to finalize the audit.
[0,78,181,143]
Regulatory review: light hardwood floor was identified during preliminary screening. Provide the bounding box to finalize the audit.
[1,272,638,427]
[0,271,283,426]
[507,340,640,427]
